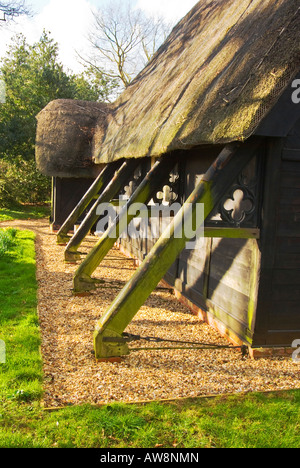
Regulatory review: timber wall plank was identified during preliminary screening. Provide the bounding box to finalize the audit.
[262,118,300,345]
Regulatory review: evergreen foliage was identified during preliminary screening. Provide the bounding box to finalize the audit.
[0,31,116,206]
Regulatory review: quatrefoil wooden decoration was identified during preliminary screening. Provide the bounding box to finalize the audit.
[155,185,178,204]
[169,172,179,185]
[123,180,135,199]
[152,166,180,205]
[207,155,261,228]
[221,187,255,226]
[123,166,143,199]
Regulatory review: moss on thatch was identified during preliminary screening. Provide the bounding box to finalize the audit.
[92,0,300,163]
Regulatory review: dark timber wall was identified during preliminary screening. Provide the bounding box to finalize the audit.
[51,177,95,231]
[120,123,300,347]
[176,148,261,346]
[254,118,300,346]
[120,146,262,346]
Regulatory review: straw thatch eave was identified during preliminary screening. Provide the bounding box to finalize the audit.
[35,99,110,178]
[93,0,300,164]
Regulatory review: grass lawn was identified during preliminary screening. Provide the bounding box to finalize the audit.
[0,204,50,222]
[0,227,299,449]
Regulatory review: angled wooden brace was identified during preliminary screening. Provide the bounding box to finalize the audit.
[56,161,122,245]
[64,159,140,263]
[92,137,263,360]
[73,155,180,293]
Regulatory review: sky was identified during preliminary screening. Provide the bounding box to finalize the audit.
[0,0,198,74]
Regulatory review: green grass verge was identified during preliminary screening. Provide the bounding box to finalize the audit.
[0,229,43,404]
[0,205,50,222]
[0,228,299,448]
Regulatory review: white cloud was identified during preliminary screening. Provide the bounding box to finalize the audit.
[136,0,198,23]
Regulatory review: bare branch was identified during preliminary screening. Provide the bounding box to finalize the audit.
[0,1,29,21]
[80,0,172,90]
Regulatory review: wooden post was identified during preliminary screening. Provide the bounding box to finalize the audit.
[73,156,179,292]
[64,159,140,262]
[93,138,263,360]
[56,162,122,245]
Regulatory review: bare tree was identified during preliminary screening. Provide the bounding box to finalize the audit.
[78,0,172,91]
[0,1,29,21]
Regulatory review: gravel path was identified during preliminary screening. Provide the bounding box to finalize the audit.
[1,218,300,407]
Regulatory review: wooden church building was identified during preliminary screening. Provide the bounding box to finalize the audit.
[36,0,300,358]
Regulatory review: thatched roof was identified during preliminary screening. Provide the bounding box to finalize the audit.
[93,0,300,164]
[35,99,109,178]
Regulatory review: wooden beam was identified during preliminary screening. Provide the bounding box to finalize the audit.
[56,162,121,245]
[73,156,180,292]
[203,227,260,239]
[64,159,140,262]
[93,137,263,359]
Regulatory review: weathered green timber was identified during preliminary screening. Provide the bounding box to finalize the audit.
[64,159,140,262]
[73,156,179,293]
[93,137,262,359]
[203,227,260,239]
[56,162,121,245]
